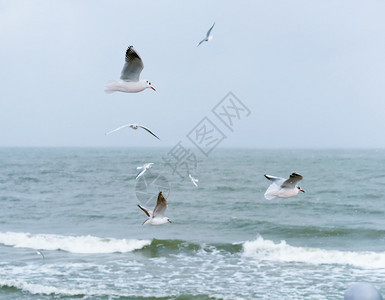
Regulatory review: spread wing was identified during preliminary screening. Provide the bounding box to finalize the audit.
[138,125,160,140]
[105,123,133,135]
[137,204,151,217]
[120,46,144,82]
[206,22,215,38]
[281,173,303,188]
[197,38,206,47]
[153,191,167,217]
[136,168,147,179]
[264,174,285,200]
[264,174,285,184]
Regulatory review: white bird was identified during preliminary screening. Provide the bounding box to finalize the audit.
[197,22,215,47]
[189,174,199,187]
[105,123,160,140]
[105,45,156,93]
[136,163,154,179]
[264,173,305,200]
[137,191,172,225]
[36,250,45,263]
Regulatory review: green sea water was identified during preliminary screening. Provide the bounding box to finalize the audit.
[0,148,384,299]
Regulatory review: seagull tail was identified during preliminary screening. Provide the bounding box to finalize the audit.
[104,81,119,93]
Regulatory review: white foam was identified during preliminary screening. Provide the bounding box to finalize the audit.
[0,279,87,296]
[0,231,151,254]
[242,236,385,269]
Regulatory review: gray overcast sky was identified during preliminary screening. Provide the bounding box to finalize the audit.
[1,0,385,148]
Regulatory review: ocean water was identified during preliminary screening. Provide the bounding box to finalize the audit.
[0,147,384,299]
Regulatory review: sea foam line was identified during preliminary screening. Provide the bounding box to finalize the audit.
[0,279,87,296]
[242,236,385,269]
[0,231,151,254]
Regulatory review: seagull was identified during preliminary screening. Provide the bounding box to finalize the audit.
[105,123,160,140]
[264,173,305,200]
[189,174,199,187]
[197,22,215,47]
[136,163,154,179]
[105,45,156,93]
[137,191,172,225]
[36,250,45,263]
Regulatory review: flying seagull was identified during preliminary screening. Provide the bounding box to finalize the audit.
[105,45,156,93]
[264,173,305,200]
[36,250,45,263]
[197,22,215,47]
[105,123,160,140]
[189,174,199,187]
[136,163,154,179]
[137,191,172,225]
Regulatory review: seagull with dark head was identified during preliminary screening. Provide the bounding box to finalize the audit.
[264,173,305,200]
[105,46,156,93]
[137,192,172,225]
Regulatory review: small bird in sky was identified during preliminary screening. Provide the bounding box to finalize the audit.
[136,163,154,180]
[197,22,215,47]
[105,45,156,93]
[189,174,199,187]
[105,123,160,140]
[137,191,172,225]
[264,173,305,200]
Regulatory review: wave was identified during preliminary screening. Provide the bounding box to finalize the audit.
[242,236,385,269]
[2,231,384,270]
[0,279,87,297]
[0,231,150,254]
[0,279,223,299]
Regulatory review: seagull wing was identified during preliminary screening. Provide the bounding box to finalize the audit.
[120,46,144,82]
[138,125,160,140]
[197,38,206,47]
[206,22,215,38]
[105,123,133,135]
[281,173,303,188]
[137,204,152,217]
[153,191,168,217]
[136,168,147,179]
[264,174,285,184]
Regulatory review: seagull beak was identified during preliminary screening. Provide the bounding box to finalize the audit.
[151,86,156,91]
[300,189,305,193]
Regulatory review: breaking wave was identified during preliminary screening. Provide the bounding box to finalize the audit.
[0,231,151,254]
[242,235,385,269]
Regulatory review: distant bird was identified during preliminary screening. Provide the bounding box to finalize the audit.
[136,163,154,179]
[105,123,160,140]
[137,191,172,225]
[264,173,305,200]
[105,45,156,93]
[197,22,215,47]
[36,250,45,263]
[189,174,199,187]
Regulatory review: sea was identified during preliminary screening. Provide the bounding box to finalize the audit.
[0,147,384,300]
